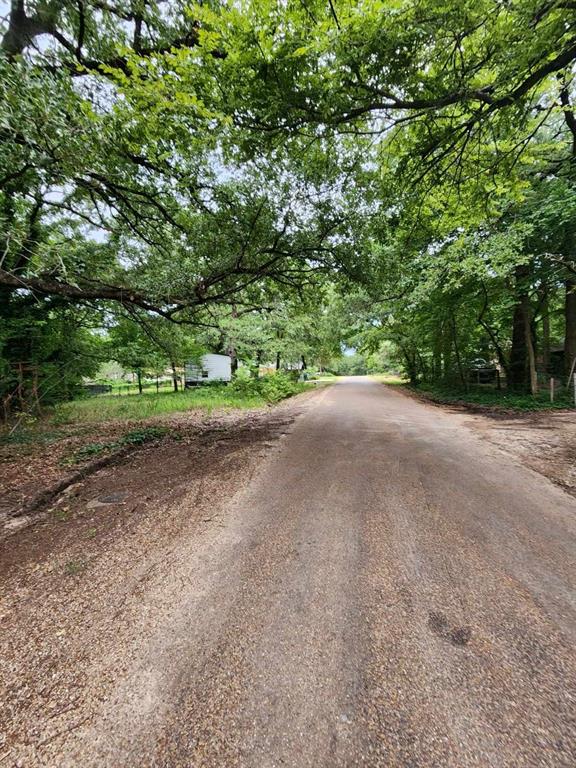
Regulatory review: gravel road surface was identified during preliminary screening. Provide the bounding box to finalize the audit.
[1,379,575,767]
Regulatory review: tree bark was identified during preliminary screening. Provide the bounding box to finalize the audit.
[565,278,576,382]
[450,314,466,389]
[540,282,550,373]
[136,369,143,395]
[171,362,179,392]
[441,322,452,381]
[521,294,538,395]
[251,350,263,379]
[509,266,530,391]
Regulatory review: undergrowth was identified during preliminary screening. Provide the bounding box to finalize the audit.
[410,383,574,411]
[229,372,309,403]
[65,426,169,464]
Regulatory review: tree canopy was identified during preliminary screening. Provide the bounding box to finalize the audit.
[2,0,576,410]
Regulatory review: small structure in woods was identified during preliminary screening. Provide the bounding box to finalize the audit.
[185,354,232,386]
[467,358,499,385]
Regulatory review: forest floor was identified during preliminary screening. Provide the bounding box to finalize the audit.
[1,378,575,767]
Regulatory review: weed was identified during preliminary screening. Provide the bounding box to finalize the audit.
[65,558,86,576]
[122,426,168,444]
[66,426,170,465]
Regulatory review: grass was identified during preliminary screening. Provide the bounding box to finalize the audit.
[65,426,170,464]
[408,382,574,411]
[369,373,405,385]
[64,558,87,576]
[2,376,311,457]
[102,380,175,395]
[53,385,266,425]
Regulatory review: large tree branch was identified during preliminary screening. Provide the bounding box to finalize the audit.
[0,267,188,314]
[1,0,226,68]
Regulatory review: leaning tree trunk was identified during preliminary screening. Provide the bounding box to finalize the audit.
[560,92,576,383]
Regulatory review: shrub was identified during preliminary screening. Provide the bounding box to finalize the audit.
[229,372,306,403]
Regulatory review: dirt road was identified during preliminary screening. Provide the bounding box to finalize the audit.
[2,379,576,767]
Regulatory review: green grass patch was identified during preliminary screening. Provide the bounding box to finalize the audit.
[409,383,574,411]
[0,428,65,447]
[65,426,170,464]
[64,558,87,576]
[369,374,406,386]
[53,385,267,425]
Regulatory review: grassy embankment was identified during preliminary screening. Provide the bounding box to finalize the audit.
[373,376,574,411]
[1,376,312,471]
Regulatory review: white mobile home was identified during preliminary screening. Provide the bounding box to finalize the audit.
[185,354,232,386]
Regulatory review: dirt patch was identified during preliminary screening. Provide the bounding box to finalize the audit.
[0,420,156,523]
[0,395,309,764]
[0,405,279,525]
[392,384,576,497]
[464,409,576,498]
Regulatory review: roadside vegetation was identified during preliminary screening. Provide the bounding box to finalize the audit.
[54,385,266,426]
[371,375,574,412]
[1,373,308,460]
[405,383,574,413]
[53,373,308,425]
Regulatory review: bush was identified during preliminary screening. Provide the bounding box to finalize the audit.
[229,372,306,403]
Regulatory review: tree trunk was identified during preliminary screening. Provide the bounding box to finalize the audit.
[450,314,466,389]
[508,266,530,391]
[509,303,527,390]
[565,278,576,383]
[137,369,143,394]
[301,355,307,370]
[521,294,538,395]
[402,346,418,385]
[251,350,263,378]
[441,322,452,381]
[540,283,550,373]
[432,330,442,382]
[276,351,281,371]
[171,361,179,392]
